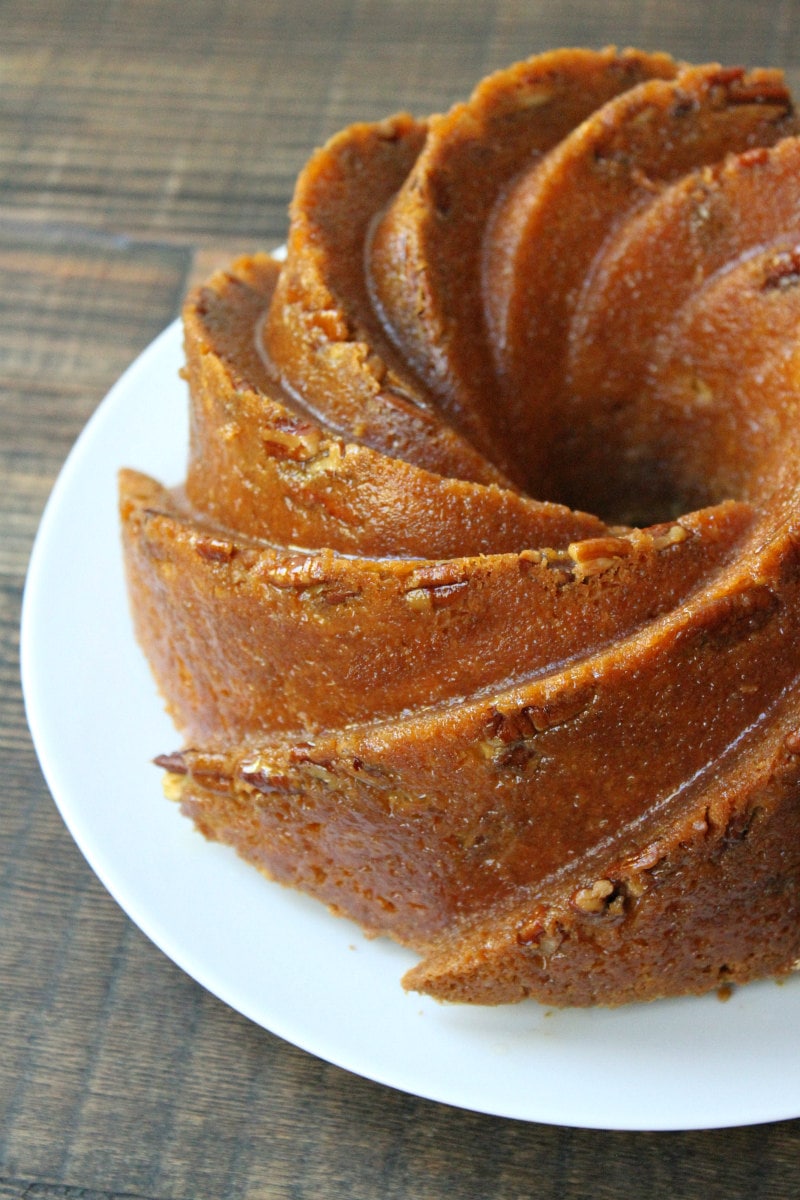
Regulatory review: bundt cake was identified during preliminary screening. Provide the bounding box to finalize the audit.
[120,47,800,1005]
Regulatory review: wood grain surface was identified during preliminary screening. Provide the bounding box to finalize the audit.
[3,2,800,1196]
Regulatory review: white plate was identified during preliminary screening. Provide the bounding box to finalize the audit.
[21,319,800,1132]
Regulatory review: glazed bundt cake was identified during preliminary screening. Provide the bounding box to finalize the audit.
[120,47,800,1005]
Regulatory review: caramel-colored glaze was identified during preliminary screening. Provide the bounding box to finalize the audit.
[120,48,800,1005]
[367,47,679,481]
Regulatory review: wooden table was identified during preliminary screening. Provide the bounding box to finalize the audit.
[4,2,800,1195]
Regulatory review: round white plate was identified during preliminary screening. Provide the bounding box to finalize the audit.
[21,319,800,1132]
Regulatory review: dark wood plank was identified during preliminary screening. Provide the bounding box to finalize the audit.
[4,2,800,1198]
[0,226,195,1190]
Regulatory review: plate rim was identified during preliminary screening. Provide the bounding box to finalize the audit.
[20,317,800,1133]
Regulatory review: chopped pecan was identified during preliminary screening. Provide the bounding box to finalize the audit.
[572,878,616,913]
[762,247,800,291]
[483,691,595,747]
[154,750,188,775]
[567,534,632,580]
[194,534,236,564]
[155,749,232,794]
[404,563,470,610]
[239,757,295,795]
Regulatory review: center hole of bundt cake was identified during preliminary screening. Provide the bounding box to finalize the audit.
[531,371,792,528]
[515,245,800,528]
[521,404,723,529]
